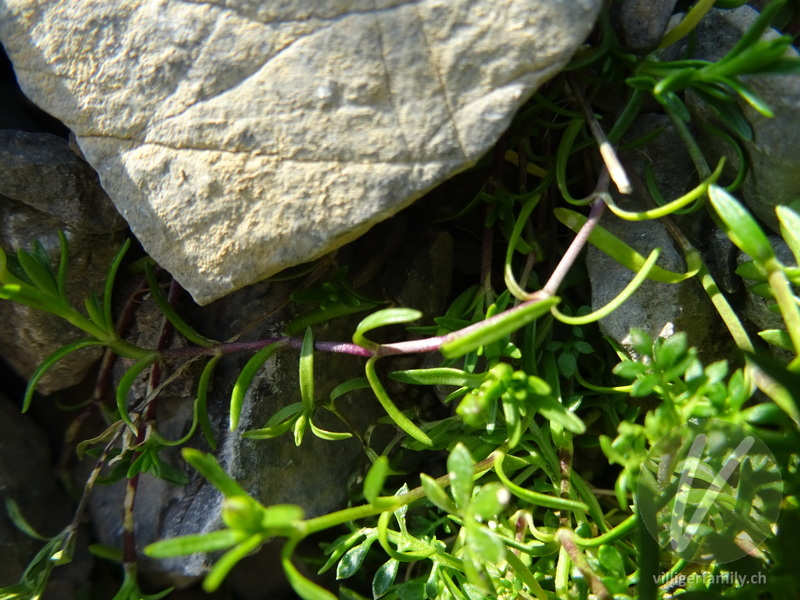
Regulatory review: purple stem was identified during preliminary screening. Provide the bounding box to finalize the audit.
[157,193,607,361]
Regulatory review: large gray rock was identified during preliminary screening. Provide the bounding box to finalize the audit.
[0,130,126,393]
[587,114,717,356]
[0,0,601,305]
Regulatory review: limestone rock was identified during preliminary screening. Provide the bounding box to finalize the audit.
[0,0,601,305]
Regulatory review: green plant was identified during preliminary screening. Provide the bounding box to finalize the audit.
[2,1,800,599]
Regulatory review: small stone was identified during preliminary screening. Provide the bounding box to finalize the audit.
[0,0,601,305]
[586,114,717,355]
[0,130,125,233]
[0,131,126,393]
[618,0,679,53]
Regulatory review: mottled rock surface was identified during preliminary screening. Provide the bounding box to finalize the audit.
[618,0,678,53]
[0,0,600,304]
[587,114,717,354]
[0,130,125,393]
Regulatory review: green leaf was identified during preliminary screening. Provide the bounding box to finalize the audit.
[629,329,653,357]
[353,308,422,350]
[23,338,105,412]
[557,352,577,378]
[144,262,217,347]
[284,549,339,600]
[448,443,475,509]
[336,539,373,580]
[466,524,505,564]
[364,456,390,504]
[554,208,696,283]
[145,529,245,558]
[654,332,688,370]
[300,327,315,411]
[420,473,458,514]
[84,293,107,330]
[372,558,400,599]
[330,377,370,402]
[759,329,795,351]
[16,247,58,297]
[720,0,788,63]
[736,260,769,281]
[243,403,304,439]
[116,352,160,433]
[88,543,124,563]
[598,545,626,579]
[204,534,264,593]
[196,354,221,449]
[470,483,510,521]
[309,420,353,441]
[535,396,586,434]
[388,368,484,387]
[55,230,70,301]
[708,185,774,263]
[745,351,800,426]
[365,357,432,446]
[4,499,48,541]
[441,296,560,359]
[103,238,130,332]
[230,342,285,430]
[777,205,800,265]
[181,449,248,498]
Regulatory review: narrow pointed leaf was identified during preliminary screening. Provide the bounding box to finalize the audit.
[230,342,285,430]
[145,529,245,558]
[23,338,105,412]
[708,185,774,263]
[448,443,475,509]
[144,262,217,347]
[116,352,160,433]
[181,448,248,497]
[300,327,315,411]
[364,455,390,504]
[330,377,370,402]
[777,206,800,265]
[420,474,458,514]
[388,368,484,387]
[353,308,422,350]
[441,296,560,359]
